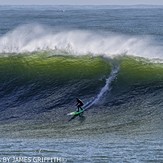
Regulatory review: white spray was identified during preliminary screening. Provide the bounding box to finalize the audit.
[0,24,163,60]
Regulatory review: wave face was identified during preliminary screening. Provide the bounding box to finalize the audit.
[0,54,111,108]
[0,52,163,125]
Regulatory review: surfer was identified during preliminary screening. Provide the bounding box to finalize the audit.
[76,98,84,112]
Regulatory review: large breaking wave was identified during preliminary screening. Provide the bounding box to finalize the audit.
[0,25,162,136]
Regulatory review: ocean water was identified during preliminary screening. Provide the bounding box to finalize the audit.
[0,5,163,163]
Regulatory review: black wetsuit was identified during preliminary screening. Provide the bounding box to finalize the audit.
[76,99,84,112]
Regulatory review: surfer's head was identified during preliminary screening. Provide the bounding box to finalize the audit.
[76,98,80,102]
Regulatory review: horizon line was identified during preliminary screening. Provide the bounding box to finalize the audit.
[0,4,163,6]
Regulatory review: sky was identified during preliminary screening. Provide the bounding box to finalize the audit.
[0,0,163,5]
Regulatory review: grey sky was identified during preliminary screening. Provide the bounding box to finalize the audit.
[0,0,163,5]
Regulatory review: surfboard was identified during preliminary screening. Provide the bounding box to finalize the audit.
[67,109,84,116]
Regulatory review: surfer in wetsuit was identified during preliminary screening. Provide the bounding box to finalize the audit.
[76,98,84,112]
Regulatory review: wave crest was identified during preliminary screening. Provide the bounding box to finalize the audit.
[0,24,163,60]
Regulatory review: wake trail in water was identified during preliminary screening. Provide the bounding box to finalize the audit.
[84,65,119,110]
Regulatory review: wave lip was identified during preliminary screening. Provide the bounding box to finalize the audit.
[0,24,163,60]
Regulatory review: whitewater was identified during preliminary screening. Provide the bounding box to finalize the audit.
[0,24,163,61]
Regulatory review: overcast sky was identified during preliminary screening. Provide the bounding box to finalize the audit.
[0,0,163,5]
